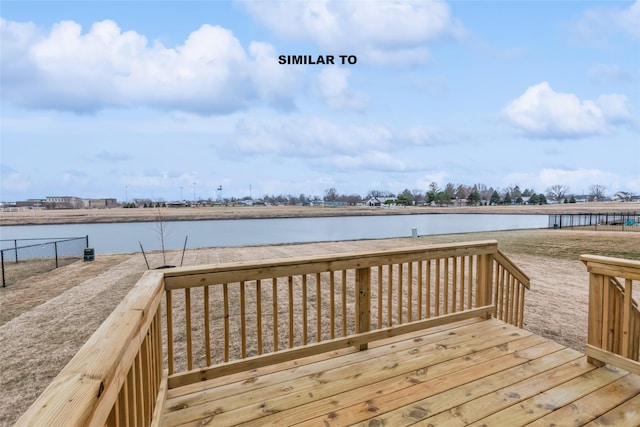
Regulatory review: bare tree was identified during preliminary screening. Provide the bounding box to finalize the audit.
[590,184,607,202]
[545,185,569,202]
[155,206,168,266]
[324,187,338,202]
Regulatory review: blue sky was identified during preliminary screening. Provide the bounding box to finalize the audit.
[1,0,639,203]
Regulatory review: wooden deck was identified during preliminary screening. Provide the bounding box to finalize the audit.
[16,245,640,427]
[162,317,640,427]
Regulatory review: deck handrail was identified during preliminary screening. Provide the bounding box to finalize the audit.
[162,240,529,384]
[581,254,640,375]
[16,270,166,427]
[17,240,529,426]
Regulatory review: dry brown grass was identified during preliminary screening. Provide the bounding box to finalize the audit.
[1,228,639,426]
[1,201,638,225]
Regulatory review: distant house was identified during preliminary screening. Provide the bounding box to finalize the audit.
[366,197,395,207]
[612,191,633,202]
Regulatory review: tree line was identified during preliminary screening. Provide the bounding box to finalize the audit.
[123,183,613,207]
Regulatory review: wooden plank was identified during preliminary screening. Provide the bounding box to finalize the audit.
[203,286,211,366]
[426,260,431,318]
[288,276,293,348]
[302,274,308,345]
[387,264,393,326]
[293,338,567,427]
[316,273,322,342]
[417,261,423,320]
[256,280,262,355]
[472,364,628,425]
[584,394,640,427]
[342,270,347,336]
[444,257,449,315]
[527,373,640,427]
[185,288,192,371]
[377,265,383,328]
[272,278,278,351]
[408,262,413,322]
[223,283,229,362]
[163,241,500,290]
[419,357,597,426]
[163,319,527,426]
[581,256,640,281]
[622,278,632,358]
[149,370,168,427]
[166,318,486,397]
[587,272,605,367]
[398,263,403,324]
[166,307,494,389]
[356,267,371,350]
[166,290,174,375]
[585,344,640,375]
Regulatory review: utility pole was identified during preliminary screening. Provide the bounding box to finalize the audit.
[249,184,252,200]
[193,182,196,206]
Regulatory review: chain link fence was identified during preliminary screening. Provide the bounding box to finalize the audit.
[1,236,89,287]
[548,212,640,231]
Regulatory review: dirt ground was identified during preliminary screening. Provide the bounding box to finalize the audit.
[0,228,638,426]
[1,201,638,225]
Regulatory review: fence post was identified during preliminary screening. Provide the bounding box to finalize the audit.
[14,239,18,264]
[54,242,59,269]
[356,267,371,351]
[85,235,89,248]
[1,250,5,287]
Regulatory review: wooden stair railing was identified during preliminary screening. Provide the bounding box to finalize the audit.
[582,254,640,375]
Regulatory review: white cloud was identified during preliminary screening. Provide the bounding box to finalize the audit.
[332,151,407,171]
[588,64,633,84]
[416,172,449,189]
[503,82,636,139]
[571,0,640,45]
[0,165,32,193]
[234,117,392,157]
[313,67,367,111]
[238,0,465,66]
[0,18,297,114]
[505,168,631,194]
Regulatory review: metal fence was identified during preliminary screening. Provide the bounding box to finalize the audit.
[1,236,89,287]
[548,212,640,231]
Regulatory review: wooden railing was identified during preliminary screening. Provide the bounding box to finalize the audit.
[162,240,529,387]
[16,271,167,427]
[17,240,529,426]
[582,254,640,375]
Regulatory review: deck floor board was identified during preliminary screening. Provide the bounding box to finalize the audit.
[162,318,640,427]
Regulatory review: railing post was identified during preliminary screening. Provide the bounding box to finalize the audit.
[476,253,494,319]
[356,267,371,351]
[587,272,606,367]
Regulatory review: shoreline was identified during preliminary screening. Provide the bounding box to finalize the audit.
[1,202,638,226]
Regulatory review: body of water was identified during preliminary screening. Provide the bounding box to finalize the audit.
[0,214,548,254]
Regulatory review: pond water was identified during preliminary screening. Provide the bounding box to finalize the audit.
[0,213,548,254]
